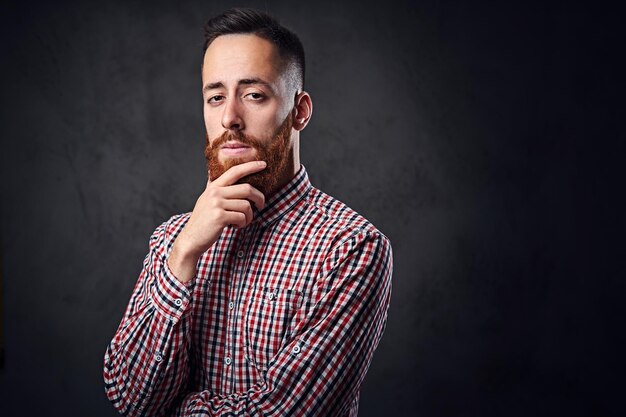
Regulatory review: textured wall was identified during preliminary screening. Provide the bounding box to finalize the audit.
[1,1,623,416]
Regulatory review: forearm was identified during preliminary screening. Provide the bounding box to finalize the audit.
[173,303,387,417]
[169,231,393,416]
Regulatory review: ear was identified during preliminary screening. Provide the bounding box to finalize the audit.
[291,91,313,131]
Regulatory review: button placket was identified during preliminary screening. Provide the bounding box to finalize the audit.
[225,237,250,389]
[228,228,260,390]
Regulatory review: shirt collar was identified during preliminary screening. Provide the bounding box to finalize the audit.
[252,165,311,228]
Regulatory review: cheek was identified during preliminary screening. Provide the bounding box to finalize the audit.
[250,112,284,138]
[203,111,221,138]
[203,107,210,130]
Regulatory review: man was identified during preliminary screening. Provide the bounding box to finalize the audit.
[104,8,392,417]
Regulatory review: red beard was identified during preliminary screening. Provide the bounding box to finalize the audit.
[204,115,294,197]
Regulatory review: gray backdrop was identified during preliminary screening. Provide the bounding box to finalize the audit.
[1,0,624,416]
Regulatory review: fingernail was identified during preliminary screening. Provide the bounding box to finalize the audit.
[259,161,267,166]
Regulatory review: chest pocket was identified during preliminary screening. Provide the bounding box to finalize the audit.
[244,287,302,371]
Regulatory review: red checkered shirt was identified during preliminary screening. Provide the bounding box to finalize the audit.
[104,166,393,416]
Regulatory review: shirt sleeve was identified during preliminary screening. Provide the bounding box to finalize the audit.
[104,215,196,417]
[171,228,393,416]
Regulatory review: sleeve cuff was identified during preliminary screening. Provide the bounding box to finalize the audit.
[150,258,195,319]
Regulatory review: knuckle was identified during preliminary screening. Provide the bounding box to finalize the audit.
[213,210,226,224]
[205,186,219,198]
[205,196,219,209]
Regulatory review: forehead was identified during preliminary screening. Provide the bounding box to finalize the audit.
[202,34,283,86]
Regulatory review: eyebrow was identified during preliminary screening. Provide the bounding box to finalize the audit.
[202,78,273,94]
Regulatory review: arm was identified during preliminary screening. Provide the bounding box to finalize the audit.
[103,215,196,417]
[172,229,393,416]
[104,161,268,416]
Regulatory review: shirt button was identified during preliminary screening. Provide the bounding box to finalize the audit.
[268,292,274,301]
[229,301,235,309]
[174,298,182,307]
[155,353,163,362]
[225,357,232,365]
[237,250,244,258]
[291,344,301,355]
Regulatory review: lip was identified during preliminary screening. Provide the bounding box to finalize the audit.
[221,141,251,149]
[220,141,254,157]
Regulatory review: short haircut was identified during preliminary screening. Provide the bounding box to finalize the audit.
[203,8,306,91]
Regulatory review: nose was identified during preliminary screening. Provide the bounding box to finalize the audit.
[221,97,244,131]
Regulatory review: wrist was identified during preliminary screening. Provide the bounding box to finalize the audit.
[172,233,203,259]
[168,238,201,283]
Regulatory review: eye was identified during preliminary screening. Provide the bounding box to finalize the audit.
[207,95,225,104]
[246,92,265,101]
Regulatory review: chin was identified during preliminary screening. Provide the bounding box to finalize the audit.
[220,156,256,166]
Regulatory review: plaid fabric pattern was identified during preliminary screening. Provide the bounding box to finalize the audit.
[104,167,393,416]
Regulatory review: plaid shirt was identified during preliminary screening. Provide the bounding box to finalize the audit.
[104,166,393,417]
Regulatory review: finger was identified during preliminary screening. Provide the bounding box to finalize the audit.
[224,211,247,229]
[212,160,267,187]
[222,199,254,225]
[221,183,265,210]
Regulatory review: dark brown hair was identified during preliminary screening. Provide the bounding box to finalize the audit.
[203,8,305,90]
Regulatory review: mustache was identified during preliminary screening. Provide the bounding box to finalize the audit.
[210,130,262,150]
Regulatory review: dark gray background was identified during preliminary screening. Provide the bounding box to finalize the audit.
[1,0,624,416]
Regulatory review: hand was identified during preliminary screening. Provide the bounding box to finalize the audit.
[168,161,267,282]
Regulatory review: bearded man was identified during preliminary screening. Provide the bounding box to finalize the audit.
[104,8,392,417]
